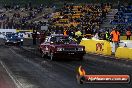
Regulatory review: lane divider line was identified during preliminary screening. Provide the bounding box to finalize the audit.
[0,60,24,88]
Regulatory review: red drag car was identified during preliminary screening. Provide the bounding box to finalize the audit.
[39,34,86,60]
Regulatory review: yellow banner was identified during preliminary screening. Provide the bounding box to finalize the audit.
[80,39,112,55]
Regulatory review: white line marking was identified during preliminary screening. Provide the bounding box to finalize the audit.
[0,60,24,88]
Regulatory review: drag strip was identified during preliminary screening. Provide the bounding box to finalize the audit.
[18,46,132,74]
[0,46,80,88]
[0,45,131,88]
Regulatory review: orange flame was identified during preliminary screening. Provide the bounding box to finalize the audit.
[78,66,86,76]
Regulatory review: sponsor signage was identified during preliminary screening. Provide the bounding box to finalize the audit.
[84,75,130,83]
[77,66,130,84]
[96,42,104,51]
[0,29,16,38]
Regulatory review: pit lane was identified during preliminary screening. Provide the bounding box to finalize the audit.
[0,39,132,88]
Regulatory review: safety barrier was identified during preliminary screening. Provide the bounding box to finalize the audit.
[16,29,33,33]
[115,47,132,59]
[16,29,33,39]
[80,39,112,55]
[120,36,132,40]
[0,29,16,38]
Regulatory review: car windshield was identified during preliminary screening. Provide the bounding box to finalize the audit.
[6,34,12,38]
[6,33,19,39]
[50,36,77,44]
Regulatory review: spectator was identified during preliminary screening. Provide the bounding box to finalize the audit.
[32,30,37,45]
[105,30,110,41]
[92,32,99,40]
[126,28,131,40]
[63,29,68,36]
[75,29,82,43]
[110,28,120,52]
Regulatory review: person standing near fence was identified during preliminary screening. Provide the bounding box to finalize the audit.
[32,30,37,45]
[110,28,120,53]
[126,28,131,40]
[75,29,82,44]
[105,30,110,41]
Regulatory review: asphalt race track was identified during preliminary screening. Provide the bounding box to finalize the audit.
[0,39,132,88]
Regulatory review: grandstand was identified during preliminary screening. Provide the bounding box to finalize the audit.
[0,3,53,30]
[110,5,132,35]
[0,0,132,38]
[49,3,111,35]
[0,0,131,7]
